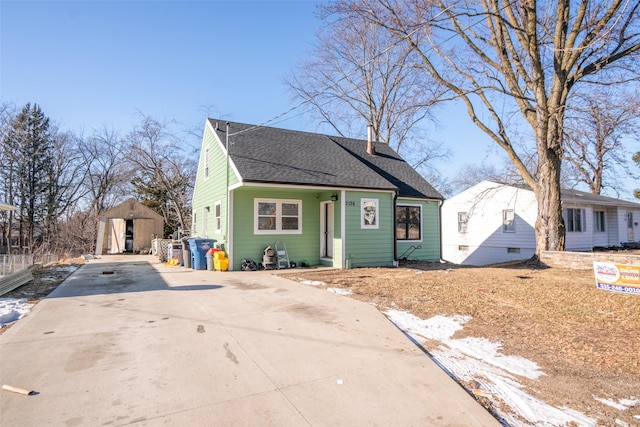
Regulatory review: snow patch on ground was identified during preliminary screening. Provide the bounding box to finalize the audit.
[594,396,639,411]
[0,299,32,327]
[301,280,325,286]
[327,287,352,295]
[384,309,598,427]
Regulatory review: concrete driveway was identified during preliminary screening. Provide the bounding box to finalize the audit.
[0,255,500,426]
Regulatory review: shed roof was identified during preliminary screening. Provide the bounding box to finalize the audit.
[101,198,164,220]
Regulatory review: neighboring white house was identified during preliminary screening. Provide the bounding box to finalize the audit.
[442,180,640,266]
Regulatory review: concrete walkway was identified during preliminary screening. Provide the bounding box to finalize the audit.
[0,255,501,426]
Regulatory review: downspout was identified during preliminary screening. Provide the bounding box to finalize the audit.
[438,199,452,264]
[393,191,398,267]
[225,122,231,265]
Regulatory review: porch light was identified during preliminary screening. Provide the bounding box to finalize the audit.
[331,193,338,202]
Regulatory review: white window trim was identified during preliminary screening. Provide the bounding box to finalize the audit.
[396,203,422,242]
[594,210,606,233]
[202,206,209,237]
[254,198,303,235]
[204,148,210,179]
[361,198,379,229]
[458,212,468,233]
[566,208,586,232]
[503,209,516,233]
[214,201,222,233]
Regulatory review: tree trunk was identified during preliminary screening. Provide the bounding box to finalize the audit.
[534,114,565,255]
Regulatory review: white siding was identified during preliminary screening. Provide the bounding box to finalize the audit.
[563,204,593,251]
[443,181,640,265]
[442,181,537,266]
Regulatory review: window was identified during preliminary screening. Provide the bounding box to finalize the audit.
[255,199,302,234]
[396,205,421,240]
[566,208,586,232]
[594,211,605,232]
[204,148,210,178]
[361,198,379,229]
[507,247,521,254]
[214,202,221,233]
[458,212,468,233]
[503,209,515,232]
[202,207,209,236]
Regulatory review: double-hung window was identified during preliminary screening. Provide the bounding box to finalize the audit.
[204,148,210,179]
[503,209,515,232]
[396,205,421,241]
[458,212,468,233]
[594,211,605,232]
[214,202,222,233]
[255,199,302,234]
[566,208,586,232]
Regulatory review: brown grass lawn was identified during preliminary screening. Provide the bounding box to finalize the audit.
[280,262,640,426]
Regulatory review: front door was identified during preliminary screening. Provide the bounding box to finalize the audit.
[628,212,634,241]
[320,202,334,258]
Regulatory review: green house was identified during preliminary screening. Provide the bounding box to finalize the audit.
[191,119,443,271]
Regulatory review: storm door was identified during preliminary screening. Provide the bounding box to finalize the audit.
[320,201,334,259]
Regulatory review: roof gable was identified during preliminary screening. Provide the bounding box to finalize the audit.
[208,119,442,200]
[101,198,164,220]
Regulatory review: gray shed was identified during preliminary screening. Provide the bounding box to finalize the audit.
[95,199,165,255]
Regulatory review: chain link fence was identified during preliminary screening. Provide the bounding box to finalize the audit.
[0,254,59,276]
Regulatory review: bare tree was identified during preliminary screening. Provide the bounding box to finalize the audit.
[39,128,87,253]
[78,126,132,215]
[125,115,195,235]
[563,86,640,195]
[286,8,450,168]
[339,0,640,256]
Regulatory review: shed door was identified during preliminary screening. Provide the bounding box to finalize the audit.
[125,219,134,252]
[321,202,334,258]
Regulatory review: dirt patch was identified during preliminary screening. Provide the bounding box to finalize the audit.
[280,261,640,426]
[1,258,85,335]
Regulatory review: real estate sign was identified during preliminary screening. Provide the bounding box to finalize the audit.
[593,262,640,295]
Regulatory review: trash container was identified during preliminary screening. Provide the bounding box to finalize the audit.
[168,242,183,265]
[188,238,216,270]
[182,238,191,268]
[206,248,215,271]
[214,251,229,271]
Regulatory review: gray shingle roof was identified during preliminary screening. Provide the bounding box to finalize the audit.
[561,187,640,209]
[209,119,443,200]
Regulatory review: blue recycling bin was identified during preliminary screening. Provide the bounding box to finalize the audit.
[188,238,216,270]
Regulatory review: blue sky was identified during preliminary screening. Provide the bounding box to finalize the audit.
[1,1,325,135]
[0,0,542,191]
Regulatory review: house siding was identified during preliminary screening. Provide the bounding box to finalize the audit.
[343,190,395,268]
[442,182,537,266]
[396,198,441,261]
[443,180,640,266]
[563,204,595,251]
[230,187,326,271]
[191,123,239,246]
